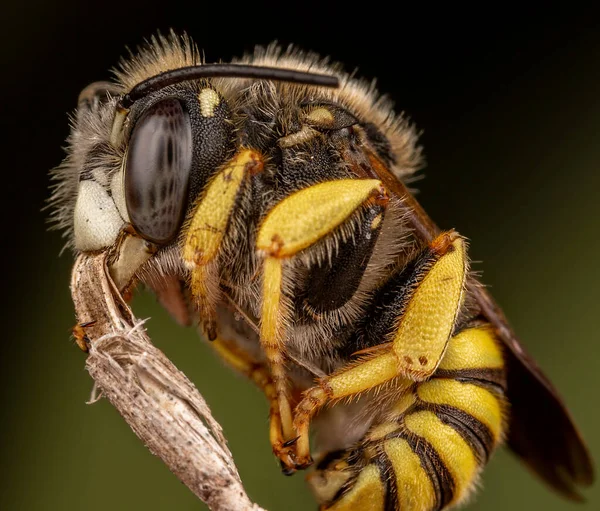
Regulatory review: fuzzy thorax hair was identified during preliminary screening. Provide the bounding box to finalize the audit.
[48,31,421,251]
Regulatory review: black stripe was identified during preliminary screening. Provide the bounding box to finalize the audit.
[329,471,359,507]
[434,368,506,393]
[327,474,358,506]
[383,425,455,510]
[328,455,397,510]
[374,450,399,511]
[431,404,495,463]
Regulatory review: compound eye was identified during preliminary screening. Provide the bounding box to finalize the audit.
[125,98,192,244]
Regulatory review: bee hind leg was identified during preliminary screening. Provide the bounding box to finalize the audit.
[293,231,468,469]
[310,326,507,511]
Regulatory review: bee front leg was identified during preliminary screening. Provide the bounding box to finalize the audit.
[257,178,387,471]
[293,231,468,469]
[183,149,264,340]
[184,149,299,466]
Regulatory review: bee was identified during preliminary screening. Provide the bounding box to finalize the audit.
[49,32,594,510]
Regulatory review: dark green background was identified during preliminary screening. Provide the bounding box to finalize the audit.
[1,4,598,510]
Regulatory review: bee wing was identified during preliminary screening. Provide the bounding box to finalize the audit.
[347,146,594,499]
[476,283,594,500]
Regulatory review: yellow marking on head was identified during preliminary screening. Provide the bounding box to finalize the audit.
[183,149,262,266]
[384,437,436,511]
[278,125,318,148]
[370,212,383,231]
[417,379,503,441]
[439,327,504,371]
[73,180,124,250]
[198,88,220,117]
[110,107,128,147]
[305,106,335,126]
[257,179,384,258]
[326,464,385,511]
[404,410,477,504]
[393,234,467,380]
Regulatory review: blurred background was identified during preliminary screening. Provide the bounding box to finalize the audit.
[1,3,599,510]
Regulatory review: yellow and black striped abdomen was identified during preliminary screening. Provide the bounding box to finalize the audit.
[316,325,507,511]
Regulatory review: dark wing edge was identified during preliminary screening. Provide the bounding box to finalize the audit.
[356,147,595,499]
[476,285,594,500]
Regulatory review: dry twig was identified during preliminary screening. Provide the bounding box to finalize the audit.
[70,252,266,511]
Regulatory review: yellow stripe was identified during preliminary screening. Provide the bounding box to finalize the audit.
[417,379,503,440]
[366,422,399,442]
[438,327,503,371]
[404,410,477,504]
[390,391,417,416]
[307,467,351,506]
[384,437,436,511]
[327,464,385,511]
[257,179,383,258]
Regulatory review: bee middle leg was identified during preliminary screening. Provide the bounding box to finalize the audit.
[257,178,387,464]
[292,231,467,469]
[207,336,300,468]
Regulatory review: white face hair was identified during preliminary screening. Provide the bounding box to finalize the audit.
[73,169,128,250]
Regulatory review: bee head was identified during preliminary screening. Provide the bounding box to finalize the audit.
[52,54,338,255]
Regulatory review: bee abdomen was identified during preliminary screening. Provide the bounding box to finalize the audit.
[318,326,507,511]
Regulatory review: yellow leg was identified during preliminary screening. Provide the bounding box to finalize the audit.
[183,149,264,339]
[256,179,386,463]
[294,348,411,468]
[312,326,506,511]
[293,232,468,468]
[260,257,295,441]
[391,231,467,380]
[209,337,297,468]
